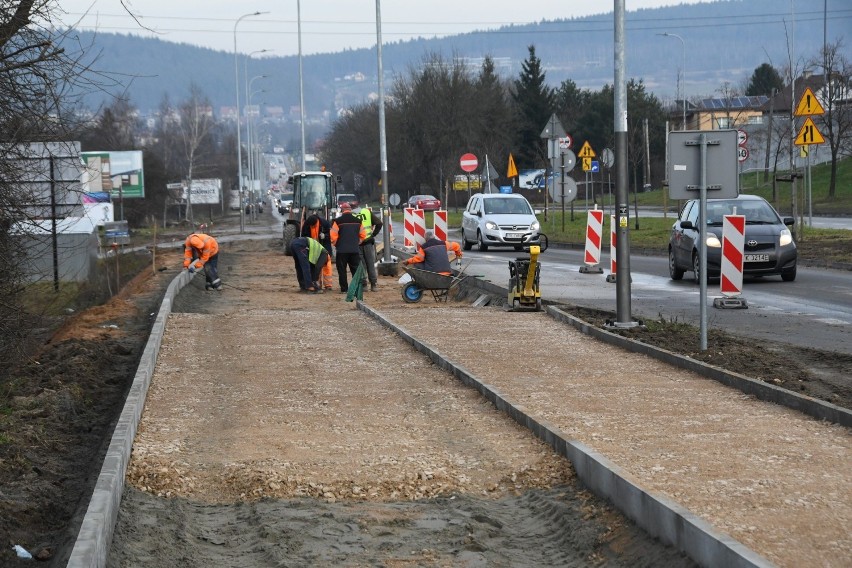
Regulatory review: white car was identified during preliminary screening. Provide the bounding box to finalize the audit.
[460,193,541,251]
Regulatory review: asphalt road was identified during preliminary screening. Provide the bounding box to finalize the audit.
[460,244,852,356]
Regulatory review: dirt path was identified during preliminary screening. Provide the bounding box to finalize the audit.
[108,238,695,567]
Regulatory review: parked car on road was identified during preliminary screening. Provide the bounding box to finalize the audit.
[461,193,541,251]
[406,194,442,211]
[668,194,797,283]
[336,193,359,209]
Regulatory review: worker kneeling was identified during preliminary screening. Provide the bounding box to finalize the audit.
[290,236,329,293]
[403,230,462,275]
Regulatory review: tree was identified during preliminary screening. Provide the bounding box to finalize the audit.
[746,63,784,97]
[176,84,215,222]
[0,1,106,370]
[512,45,555,168]
[812,40,851,199]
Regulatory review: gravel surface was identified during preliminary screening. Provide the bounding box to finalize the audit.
[108,238,697,567]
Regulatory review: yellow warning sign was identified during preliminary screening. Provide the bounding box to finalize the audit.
[582,157,593,171]
[800,145,809,158]
[794,117,825,146]
[794,87,825,116]
[577,141,596,158]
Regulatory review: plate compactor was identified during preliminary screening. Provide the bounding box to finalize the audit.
[508,244,542,311]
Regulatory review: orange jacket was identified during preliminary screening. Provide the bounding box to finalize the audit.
[183,233,219,270]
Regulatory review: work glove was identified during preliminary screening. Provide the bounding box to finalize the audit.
[456,258,462,268]
[187,265,196,274]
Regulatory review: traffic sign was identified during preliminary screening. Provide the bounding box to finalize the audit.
[540,113,567,139]
[578,141,596,158]
[560,149,576,172]
[591,160,600,173]
[737,146,749,162]
[600,148,614,168]
[737,129,748,146]
[558,136,573,150]
[582,157,593,171]
[795,117,825,145]
[389,193,401,206]
[460,153,478,172]
[795,87,825,116]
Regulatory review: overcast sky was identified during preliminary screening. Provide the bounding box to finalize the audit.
[58,0,715,57]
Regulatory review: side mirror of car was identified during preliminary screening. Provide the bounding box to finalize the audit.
[680,220,694,230]
[783,217,795,226]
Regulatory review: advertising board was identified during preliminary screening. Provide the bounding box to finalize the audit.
[182,179,222,205]
[81,151,145,199]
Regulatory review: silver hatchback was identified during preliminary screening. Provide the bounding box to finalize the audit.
[461,193,541,251]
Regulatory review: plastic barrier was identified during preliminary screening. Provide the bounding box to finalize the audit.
[433,210,448,242]
[579,207,604,274]
[721,214,745,296]
[403,207,415,248]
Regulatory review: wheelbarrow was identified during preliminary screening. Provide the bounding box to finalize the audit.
[400,266,468,303]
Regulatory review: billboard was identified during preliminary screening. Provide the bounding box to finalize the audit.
[81,150,144,199]
[181,179,221,205]
[452,174,482,191]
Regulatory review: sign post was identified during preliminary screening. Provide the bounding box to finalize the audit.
[541,114,567,221]
[460,153,478,203]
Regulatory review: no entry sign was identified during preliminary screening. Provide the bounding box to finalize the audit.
[460,153,478,172]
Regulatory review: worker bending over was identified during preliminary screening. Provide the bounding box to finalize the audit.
[183,231,221,290]
[403,230,462,275]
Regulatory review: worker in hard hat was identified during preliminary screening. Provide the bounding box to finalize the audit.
[403,230,462,276]
[183,231,221,290]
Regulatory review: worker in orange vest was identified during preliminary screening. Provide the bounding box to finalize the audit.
[183,231,221,290]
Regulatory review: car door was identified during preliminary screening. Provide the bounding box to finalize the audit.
[672,200,698,267]
[462,196,479,237]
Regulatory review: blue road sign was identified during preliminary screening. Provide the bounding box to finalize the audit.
[591,160,600,173]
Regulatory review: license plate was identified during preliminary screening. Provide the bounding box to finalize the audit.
[506,232,523,239]
[745,254,769,262]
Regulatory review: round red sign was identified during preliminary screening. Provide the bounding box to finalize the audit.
[459,153,478,172]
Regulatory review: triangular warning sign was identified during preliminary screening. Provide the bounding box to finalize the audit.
[794,117,825,146]
[507,153,518,178]
[577,141,596,158]
[794,87,825,116]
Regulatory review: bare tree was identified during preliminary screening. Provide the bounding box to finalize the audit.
[176,84,215,222]
[811,40,852,198]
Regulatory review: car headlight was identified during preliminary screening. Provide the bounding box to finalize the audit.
[706,234,722,248]
[531,221,540,231]
[485,221,498,231]
[779,228,793,246]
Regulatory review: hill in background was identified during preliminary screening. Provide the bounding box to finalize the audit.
[63,0,845,122]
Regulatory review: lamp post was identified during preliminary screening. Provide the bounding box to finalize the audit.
[297,0,306,170]
[246,73,268,217]
[249,85,266,222]
[244,51,269,191]
[233,11,267,233]
[658,32,686,130]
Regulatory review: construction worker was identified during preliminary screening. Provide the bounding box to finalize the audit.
[183,231,221,290]
[403,230,462,276]
[330,202,367,293]
[289,236,328,293]
[357,204,383,292]
[301,212,334,290]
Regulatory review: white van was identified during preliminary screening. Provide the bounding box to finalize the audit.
[460,193,541,251]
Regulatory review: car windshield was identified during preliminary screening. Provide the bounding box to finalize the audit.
[704,200,780,226]
[294,175,330,209]
[483,198,532,215]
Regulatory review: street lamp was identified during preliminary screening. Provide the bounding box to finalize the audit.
[233,11,268,233]
[297,0,306,170]
[657,32,686,130]
[249,85,267,222]
[244,50,270,185]
[246,73,268,207]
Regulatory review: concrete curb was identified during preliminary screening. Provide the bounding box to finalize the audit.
[454,272,851,428]
[67,270,192,568]
[357,301,775,568]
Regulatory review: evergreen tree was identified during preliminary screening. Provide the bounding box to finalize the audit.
[745,63,784,96]
[512,45,555,168]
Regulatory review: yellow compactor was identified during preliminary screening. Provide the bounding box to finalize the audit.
[507,244,542,311]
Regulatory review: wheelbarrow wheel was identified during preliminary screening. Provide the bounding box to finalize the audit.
[401,282,424,303]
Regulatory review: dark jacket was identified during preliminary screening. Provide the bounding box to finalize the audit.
[406,237,462,274]
[331,212,367,254]
[302,213,332,253]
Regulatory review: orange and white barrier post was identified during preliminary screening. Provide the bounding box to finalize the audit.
[403,207,415,249]
[433,209,448,242]
[714,214,748,309]
[579,206,604,274]
[412,208,426,245]
[606,215,617,283]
